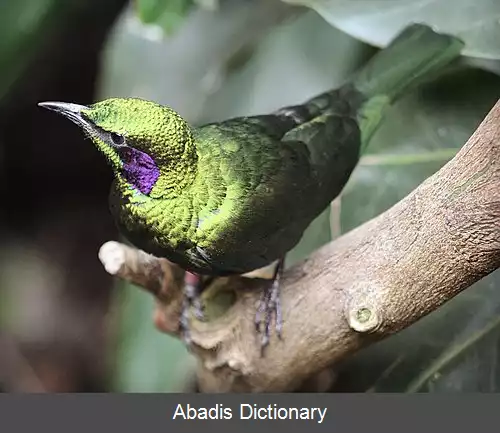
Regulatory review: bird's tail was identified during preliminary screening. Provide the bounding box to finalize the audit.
[352,24,464,103]
[347,24,463,148]
[275,24,463,153]
[270,24,463,219]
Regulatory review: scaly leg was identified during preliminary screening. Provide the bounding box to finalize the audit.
[255,258,285,353]
[179,271,205,346]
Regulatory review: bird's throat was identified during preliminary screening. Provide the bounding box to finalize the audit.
[119,147,160,195]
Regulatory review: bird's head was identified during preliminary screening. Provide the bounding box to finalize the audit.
[38,97,197,197]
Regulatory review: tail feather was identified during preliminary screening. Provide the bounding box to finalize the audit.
[352,24,464,102]
[352,24,464,149]
[275,24,464,151]
[271,24,464,219]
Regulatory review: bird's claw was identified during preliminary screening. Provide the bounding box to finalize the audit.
[255,260,284,354]
[179,275,205,348]
[180,295,193,346]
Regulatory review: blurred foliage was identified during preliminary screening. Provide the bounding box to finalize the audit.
[112,285,195,392]
[135,0,195,34]
[283,0,500,59]
[342,66,500,231]
[0,0,66,99]
[0,0,126,392]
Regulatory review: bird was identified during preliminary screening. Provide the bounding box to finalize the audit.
[38,24,463,352]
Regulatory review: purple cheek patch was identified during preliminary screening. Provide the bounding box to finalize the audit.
[120,147,160,195]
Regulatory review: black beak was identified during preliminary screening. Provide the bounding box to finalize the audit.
[38,101,90,127]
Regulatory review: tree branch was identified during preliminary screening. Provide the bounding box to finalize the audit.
[99,99,500,392]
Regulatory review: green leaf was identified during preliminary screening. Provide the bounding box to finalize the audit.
[282,0,500,59]
[341,66,500,232]
[406,313,500,392]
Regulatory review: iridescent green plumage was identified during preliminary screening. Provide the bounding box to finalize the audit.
[108,95,357,276]
[39,24,464,349]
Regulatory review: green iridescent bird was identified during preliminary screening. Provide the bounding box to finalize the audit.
[39,24,463,350]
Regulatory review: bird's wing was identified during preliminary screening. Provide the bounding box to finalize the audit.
[190,117,317,273]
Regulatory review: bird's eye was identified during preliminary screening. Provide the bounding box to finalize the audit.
[110,132,125,146]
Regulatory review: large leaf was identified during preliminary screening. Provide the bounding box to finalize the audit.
[342,66,500,230]
[283,0,500,60]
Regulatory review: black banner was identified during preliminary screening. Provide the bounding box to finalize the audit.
[0,393,494,432]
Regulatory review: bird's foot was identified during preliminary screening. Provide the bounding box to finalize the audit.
[255,258,284,354]
[180,272,204,347]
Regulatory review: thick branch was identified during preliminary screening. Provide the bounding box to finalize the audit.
[99,99,500,392]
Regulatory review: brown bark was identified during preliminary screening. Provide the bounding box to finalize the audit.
[99,99,500,392]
